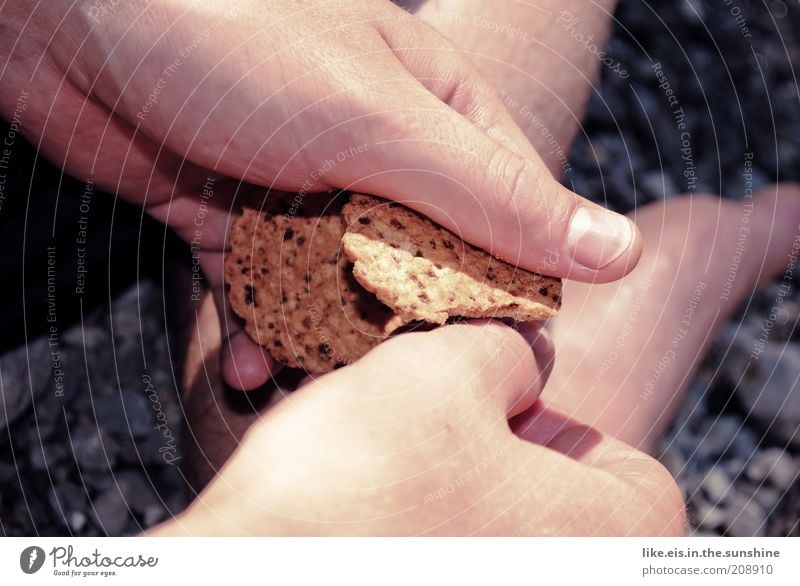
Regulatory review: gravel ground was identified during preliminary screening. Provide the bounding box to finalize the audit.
[572,0,800,537]
[0,0,798,536]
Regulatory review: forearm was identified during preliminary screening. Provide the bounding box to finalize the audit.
[413,0,619,176]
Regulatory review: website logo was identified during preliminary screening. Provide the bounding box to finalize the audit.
[20,546,46,574]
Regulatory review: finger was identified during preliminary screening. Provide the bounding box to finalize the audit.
[541,183,800,449]
[507,405,687,535]
[376,16,535,157]
[199,249,280,391]
[325,17,640,283]
[342,319,554,420]
[152,179,282,391]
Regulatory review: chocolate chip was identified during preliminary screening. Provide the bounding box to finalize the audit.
[358,217,371,225]
[539,286,549,296]
[283,227,294,240]
[390,219,405,230]
[244,284,256,306]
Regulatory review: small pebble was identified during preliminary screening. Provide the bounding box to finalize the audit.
[692,499,728,529]
[702,467,732,504]
[726,494,767,537]
[69,511,87,533]
[92,489,130,536]
[747,448,799,492]
[701,416,742,456]
[752,486,782,512]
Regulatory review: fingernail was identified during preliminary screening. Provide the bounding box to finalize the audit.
[567,206,633,270]
[518,323,552,356]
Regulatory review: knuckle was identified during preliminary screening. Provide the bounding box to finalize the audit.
[636,459,689,535]
[439,322,533,398]
[486,146,528,217]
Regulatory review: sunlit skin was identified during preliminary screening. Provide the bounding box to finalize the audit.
[2,0,796,535]
[0,0,639,393]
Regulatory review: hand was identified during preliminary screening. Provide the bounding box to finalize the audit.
[1,0,641,390]
[152,320,685,536]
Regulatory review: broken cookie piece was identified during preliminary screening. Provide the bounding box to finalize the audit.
[341,193,561,325]
[224,194,406,373]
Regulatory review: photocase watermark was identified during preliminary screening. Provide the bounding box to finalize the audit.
[46,245,66,398]
[0,89,30,217]
[408,11,531,43]
[135,8,240,121]
[641,280,707,400]
[74,180,95,296]
[422,436,516,504]
[721,0,753,39]
[44,545,157,578]
[742,150,755,197]
[142,374,181,465]
[652,62,696,192]
[286,142,369,219]
[498,90,573,176]
[307,303,348,368]
[533,246,561,275]
[86,0,123,22]
[189,176,215,302]
[557,11,629,80]
[20,546,46,574]
[751,228,800,360]
[721,152,755,302]
[596,277,654,380]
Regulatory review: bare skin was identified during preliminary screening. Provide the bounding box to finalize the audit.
[539,186,800,452]
[411,0,620,175]
[172,183,800,536]
[173,185,800,535]
[180,0,627,492]
[4,0,796,534]
[156,318,687,536]
[0,0,639,394]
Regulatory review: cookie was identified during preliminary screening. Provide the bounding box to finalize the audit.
[341,194,561,324]
[224,193,406,373]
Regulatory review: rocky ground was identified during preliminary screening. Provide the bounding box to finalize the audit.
[570,0,800,536]
[0,0,798,536]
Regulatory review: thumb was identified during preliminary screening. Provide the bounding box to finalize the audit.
[329,17,640,283]
[336,320,554,420]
